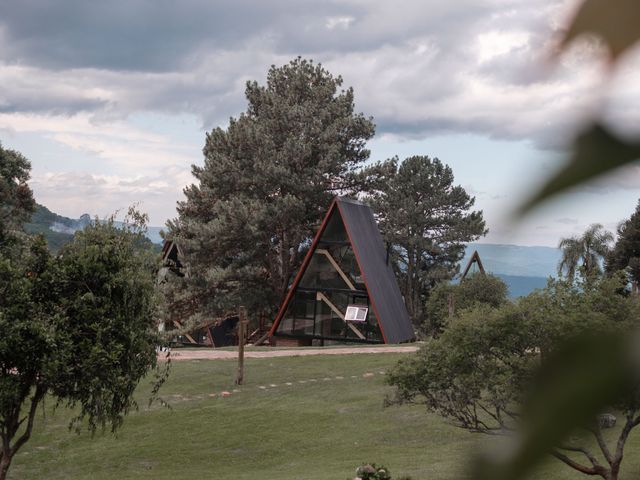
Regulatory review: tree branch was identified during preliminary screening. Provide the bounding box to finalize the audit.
[10,384,46,456]
[550,449,604,477]
[558,443,602,470]
[611,412,640,474]
[589,425,613,465]
[476,403,508,430]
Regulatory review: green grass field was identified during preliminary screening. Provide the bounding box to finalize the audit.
[9,352,640,479]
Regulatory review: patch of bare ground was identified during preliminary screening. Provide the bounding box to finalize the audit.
[162,345,418,361]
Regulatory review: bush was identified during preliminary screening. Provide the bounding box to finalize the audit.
[424,272,508,335]
[348,463,409,480]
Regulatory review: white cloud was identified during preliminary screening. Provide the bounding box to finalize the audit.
[2,0,640,239]
[326,16,355,30]
[0,112,194,174]
[555,217,578,225]
[0,0,628,149]
[477,31,530,63]
[29,167,193,225]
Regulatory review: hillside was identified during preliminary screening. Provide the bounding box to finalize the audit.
[25,204,558,297]
[462,243,560,278]
[23,205,76,252]
[24,204,165,251]
[494,274,549,297]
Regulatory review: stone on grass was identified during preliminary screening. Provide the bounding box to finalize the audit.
[598,413,616,429]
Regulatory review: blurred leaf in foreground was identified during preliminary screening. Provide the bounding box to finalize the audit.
[520,123,640,215]
[560,0,640,61]
[474,332,640,480]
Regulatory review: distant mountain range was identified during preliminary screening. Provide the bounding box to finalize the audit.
[461,243,560,297]
[461,243,560,278]
[24,204,165,251]
[26,204,559,297]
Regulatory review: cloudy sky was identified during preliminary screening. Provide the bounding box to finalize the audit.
[1,0,640,246]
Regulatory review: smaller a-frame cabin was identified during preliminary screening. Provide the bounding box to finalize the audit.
[159,240,185,280]
[158,241,239,348]
[461,250,486,280]
[269,197,414,345]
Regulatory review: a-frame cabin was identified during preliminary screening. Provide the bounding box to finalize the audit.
[461,249,486,280]
[269,197,414,345]
[158,240,239,348]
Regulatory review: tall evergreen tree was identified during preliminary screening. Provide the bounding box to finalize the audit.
[607,201,640,288]
[369,155,486,328]
[166,58,375,326]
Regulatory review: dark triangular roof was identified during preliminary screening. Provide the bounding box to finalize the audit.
[269,197,414,344]
[461,249,485,279]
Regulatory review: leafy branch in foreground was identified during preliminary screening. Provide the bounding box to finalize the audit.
[388,278,640,480]
[0,203,167,480]
[520,0,640,214]
[520,124,640,215]
[485,2,640,478]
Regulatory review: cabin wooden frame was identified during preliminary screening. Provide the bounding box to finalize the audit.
[461,249,486,279]
[159,240,239,347]
[269,197,414,345]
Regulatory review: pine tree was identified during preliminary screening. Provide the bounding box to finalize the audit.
[166,58,375,326]
[369,155,486,328]
[607,201,640,289]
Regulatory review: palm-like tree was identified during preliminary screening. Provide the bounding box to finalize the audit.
[558,223,614,281]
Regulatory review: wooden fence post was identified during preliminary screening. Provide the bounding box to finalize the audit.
[235,306,248,385]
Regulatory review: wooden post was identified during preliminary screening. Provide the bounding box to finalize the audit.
[235,306,248,385]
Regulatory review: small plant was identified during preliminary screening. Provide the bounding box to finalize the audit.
[350,463,394,480]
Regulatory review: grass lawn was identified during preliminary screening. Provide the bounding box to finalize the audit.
[9,352,640,479]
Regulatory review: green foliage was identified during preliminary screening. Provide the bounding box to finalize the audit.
[499,3,640,478]
[23,204,75,252]
[425,273,508,335]
[352,463,393,480]
[519,275,636,347]
[166,57,376,326]
[369,156,487,328]
[388,303,537,432]
[0,142,35,243]
[520,0,640,214]
[606,200,640,285]
[475,333,640,480]
[557,223,613,282]
[51,211,162,432]
[389,277,640,480]
[0,201,164,479]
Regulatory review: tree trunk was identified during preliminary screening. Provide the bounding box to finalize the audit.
[0,452,12,480]
[405,259,413,317]
[0,384,46,480]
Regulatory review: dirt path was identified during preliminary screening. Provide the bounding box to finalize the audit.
[163,345,419,361]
